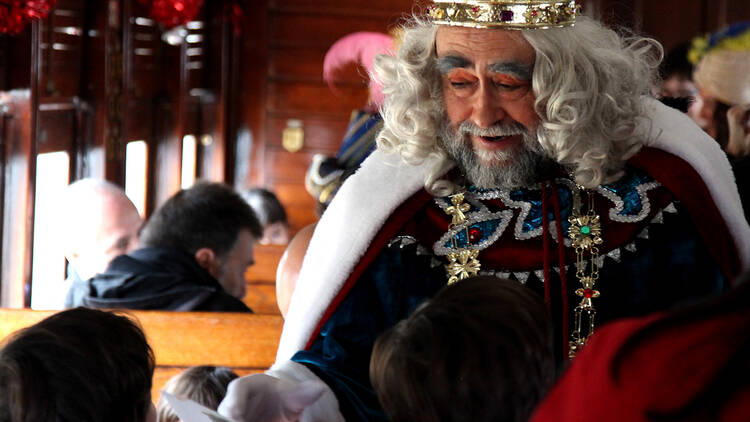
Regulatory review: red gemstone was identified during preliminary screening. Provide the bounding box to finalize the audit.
[583,289,594,298]
[468,227,482,243]
[472,6,479,12]
[532,10,538,17]
[500,10,514,21]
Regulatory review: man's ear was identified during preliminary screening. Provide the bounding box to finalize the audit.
[194,247,219,277]
[64,249,79,264]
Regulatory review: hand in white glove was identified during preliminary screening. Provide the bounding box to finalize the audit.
[217,373,327,422]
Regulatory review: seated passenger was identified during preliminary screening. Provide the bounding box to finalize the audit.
[60,178,143,308]
[370,276,556,422]
[156,366,238,422]
[689,22,750,218]
[530,272,750,422]
[0,307,155,421]
[74,182,261,312]
[240,187,290,245]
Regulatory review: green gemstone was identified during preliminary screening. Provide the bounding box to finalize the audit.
[580,225,591,235]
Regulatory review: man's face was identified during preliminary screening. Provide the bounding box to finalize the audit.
[260,221,290,245]
[97,199,142,263]
[74,195,142,280]
[216,229,256,299]
[661,75,696,99]
[693,87,717,139]
[435,26,544,188]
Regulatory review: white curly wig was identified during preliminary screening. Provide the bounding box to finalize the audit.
[374,16,663,192]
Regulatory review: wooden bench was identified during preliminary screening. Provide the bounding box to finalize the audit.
[243,244,286,314]
[0,308,283,403]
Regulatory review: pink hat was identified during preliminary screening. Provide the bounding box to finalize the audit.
[323,32,395,109]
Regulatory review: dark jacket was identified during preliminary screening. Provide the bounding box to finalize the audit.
[75,247,252,312]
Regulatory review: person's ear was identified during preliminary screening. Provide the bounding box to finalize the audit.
[65,249,79,263]
[194,247,219,277]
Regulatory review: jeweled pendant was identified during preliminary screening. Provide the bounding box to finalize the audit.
[445,249,481,284]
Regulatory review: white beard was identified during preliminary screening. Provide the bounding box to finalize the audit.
[438,119,547,189]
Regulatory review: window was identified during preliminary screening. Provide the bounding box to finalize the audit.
[125,140,148,216]
[181,134,197,189]
[30,151,69,310]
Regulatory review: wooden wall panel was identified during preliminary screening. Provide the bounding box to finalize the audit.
[725,2,750,25]
[268,47,370,84]
[272,183,319,229]
[265,116,349,152]
[239,0,414,234]
[265,148,318,183]
[0,91,34,307]
[267,83,368,115]
[269,14,401,48]
[269,0,424,12]
[636,0,706,52]
[597,0,750,53]
[36,106,76,154]
[39,0,86,99]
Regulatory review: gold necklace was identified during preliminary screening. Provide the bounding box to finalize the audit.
[567,185,603,358]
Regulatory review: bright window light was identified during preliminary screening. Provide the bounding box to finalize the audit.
[125,140,148,216]
[181,134,197,189]
[31,151,70,310]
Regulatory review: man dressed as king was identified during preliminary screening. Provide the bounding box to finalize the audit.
[220,2,750,421]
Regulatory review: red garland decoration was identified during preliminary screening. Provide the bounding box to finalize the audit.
[229,3,243,36]
[0,0,57,35]
[138,0,204,29]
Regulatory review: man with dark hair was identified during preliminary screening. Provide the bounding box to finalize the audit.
[659,41,695,100]
[74,182,261,312]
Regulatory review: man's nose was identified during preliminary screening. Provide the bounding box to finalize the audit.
[470,81,506,128]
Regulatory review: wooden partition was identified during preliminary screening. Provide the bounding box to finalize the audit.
[0,308,283,404]
[243,244,286,315]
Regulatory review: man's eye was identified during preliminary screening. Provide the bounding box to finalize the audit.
[494,81,521,90]
[114,237,130,252]
[450,81,472,88]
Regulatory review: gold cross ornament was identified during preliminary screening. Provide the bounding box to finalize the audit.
[446,193,471,225]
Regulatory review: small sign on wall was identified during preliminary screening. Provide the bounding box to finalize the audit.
[282,119,304,153]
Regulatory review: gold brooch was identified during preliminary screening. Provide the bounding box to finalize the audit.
[442,191,481,284]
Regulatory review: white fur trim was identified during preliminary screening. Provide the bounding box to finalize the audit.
[277,97,750,364]
[641,98,750,270]
[276,150,446,361]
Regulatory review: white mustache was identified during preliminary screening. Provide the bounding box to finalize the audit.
[458,121,525,137]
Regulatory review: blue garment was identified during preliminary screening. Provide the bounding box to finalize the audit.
[336,111,382,168]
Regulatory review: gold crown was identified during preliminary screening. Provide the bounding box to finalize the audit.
[428,1,580,29]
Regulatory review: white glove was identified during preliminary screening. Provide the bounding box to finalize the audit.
[218,373,327,422]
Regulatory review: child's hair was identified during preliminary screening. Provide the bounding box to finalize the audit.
[370,276,556,422]
[156,365,239,422]
[240,188,288,227]
[0,307,155,422]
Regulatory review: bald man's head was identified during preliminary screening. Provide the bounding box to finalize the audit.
[61,179,142,280]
